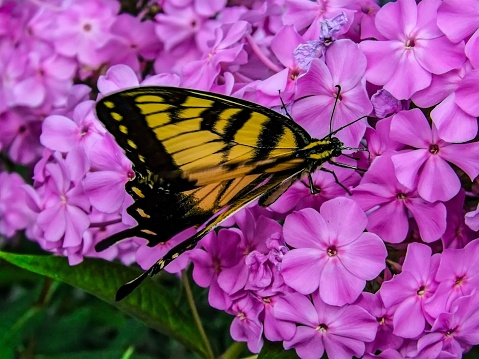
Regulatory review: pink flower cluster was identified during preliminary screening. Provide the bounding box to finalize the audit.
[1,0,479,357]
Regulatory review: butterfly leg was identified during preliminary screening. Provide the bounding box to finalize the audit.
[307,172,319,195]
[320,165,353,195]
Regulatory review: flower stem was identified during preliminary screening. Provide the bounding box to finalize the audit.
[218,341,248,359]
[181,270,214,359]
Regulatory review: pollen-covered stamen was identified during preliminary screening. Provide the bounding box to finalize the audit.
[429,144,440,154]
[454,276,464,286]
[262,297,271,304]
[237,312,246,320]
[289,67,301,81]
[416,285,426,296]
[445,329,456,338]
[327,246,337,257]
[396,193,407,200]
[316,323,328,332]
[405,38,415,49]
[378,317,386,325]
[80,125,89,137]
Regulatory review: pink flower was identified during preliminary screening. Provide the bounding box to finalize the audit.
[254,25,304,106]
[347,0,381,41]
[411,64,477,143]
[441,191,477,249]
[416,293,479,358]
[154,3,213,52]
[380,243,439,338]
[352,153,447,244]
[0,172,35,237]
[31,159,91,264]
[359,0,465,99]
[0,109,42,165]
[434,66,479,142]
[465,205,479,232]
[182,22,250,90]
[357,293,404,354]
[41,101,105,179]
[218,211,282,295]
[190,230,243,310]
[390,109,479,202]
[281,197,387,305]
[293,39,372,146]
[437,0,479,43]
[363,117,403,162]
[275,291,378,359]
[83,134,134,214]
[229,293,264,353]
[103,14,161,72]
[52,0,120,67]
[282,0,356,40]
[424,239,479,320]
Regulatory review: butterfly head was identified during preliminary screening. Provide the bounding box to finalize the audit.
[302,136,344,162]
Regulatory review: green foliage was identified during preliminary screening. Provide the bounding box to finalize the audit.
[0,251,285,358]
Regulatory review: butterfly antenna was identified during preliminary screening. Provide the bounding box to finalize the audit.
[328,85,342,138]
[278,90,294,121]
[329,115,368,137]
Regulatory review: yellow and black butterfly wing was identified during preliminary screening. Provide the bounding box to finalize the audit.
[95,87,312,248]
[95,87,312,187]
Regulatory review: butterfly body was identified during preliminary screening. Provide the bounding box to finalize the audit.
[94,87,348,300]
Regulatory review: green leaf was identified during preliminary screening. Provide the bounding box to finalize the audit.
[258,340,298,359]
[0,284,47,357]
[0,252,209,358]
[35,349,155,359]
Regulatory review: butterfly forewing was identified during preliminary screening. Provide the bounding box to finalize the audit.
[96,87,311,189]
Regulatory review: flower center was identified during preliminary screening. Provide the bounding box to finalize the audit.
[405,38,415,49]
[429,144,440,154]
[316,323,328,332]
[333,90,342,101]
[378,317,386,325]
[396,193,407,200]
[290,67,300,81]
[446,329,456,338]
[213,258,221,274]
[416,285,426,296]
[327,247,337,257]
[80,125,89,136]
[83,23,92,32]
